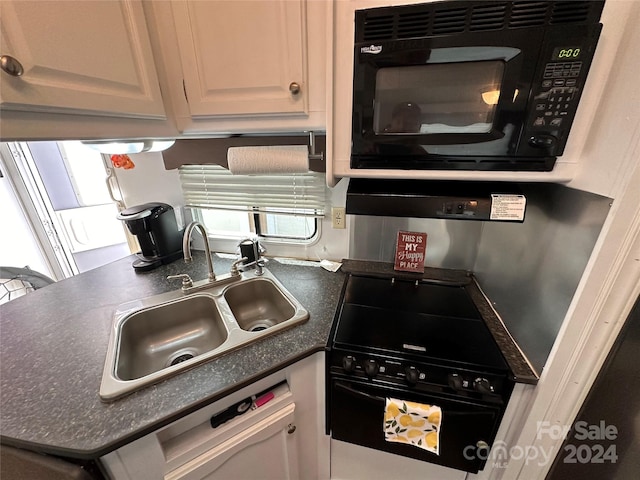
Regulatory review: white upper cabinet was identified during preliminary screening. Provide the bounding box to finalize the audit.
[145,0,328,134]
[171,0,307,118]
[0,0,329,140]
[0,0,165,119]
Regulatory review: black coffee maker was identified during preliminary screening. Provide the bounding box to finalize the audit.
[117,203,184,271]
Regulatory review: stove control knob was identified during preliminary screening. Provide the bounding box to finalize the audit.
[342,355,357,373]
[448,373,463,390]
[474,377,494,394]
[405,366,420,385]
[364,359,379,378]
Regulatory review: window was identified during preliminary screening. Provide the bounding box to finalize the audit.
[261,209,317,240]
[180,165,325,243]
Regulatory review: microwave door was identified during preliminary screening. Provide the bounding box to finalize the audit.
[355,48,525,152]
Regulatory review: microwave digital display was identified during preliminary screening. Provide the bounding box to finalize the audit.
[551,47,583,61]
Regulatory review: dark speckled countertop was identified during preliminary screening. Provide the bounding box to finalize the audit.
[0,253,345,459]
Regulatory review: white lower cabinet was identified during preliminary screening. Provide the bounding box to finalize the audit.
[166,403,298,480]
[100,352,329,480]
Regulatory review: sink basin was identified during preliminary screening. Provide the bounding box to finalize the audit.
[100,268,309,401]
[224,278,296,332]
[116,295,227,381]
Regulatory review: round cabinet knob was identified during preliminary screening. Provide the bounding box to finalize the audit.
[448,373,463,390]
[405,366,420,385]
[473,377,494,394]
[363,359,379,378]
[476,440,490,450]
[289,82,301,95]
[342,355,357,373]
[1,55,24,77]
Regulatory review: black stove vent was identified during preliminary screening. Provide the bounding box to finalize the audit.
[359,0,604,42]
[345,179,526,222]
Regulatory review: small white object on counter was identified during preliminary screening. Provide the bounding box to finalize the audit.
[319,260,342,272]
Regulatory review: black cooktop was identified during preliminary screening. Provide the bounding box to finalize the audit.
[333,274,509,371]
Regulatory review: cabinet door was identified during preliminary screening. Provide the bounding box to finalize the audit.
[166,403,298,480]
[0,0,165,119]
[172,0,308,118]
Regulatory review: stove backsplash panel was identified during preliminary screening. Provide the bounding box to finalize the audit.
[348,183,611,373]
[474,184,611,372]
[348,215,482,271]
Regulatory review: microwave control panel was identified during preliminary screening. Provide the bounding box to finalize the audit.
[530,62,583,131]
[526,24,603,154]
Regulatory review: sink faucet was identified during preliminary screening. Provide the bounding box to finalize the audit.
[183,221,215,281]
[168,221,244,293]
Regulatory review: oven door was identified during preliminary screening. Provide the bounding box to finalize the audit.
[329,376,502,473]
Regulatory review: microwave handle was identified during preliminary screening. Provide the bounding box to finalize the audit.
[528,134,557,150]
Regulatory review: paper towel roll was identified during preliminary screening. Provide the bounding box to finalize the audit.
[227,145,309,174]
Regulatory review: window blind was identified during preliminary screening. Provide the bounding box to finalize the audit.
[179,165,327,216]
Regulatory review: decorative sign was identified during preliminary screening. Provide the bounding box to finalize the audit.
[394,231,427,273]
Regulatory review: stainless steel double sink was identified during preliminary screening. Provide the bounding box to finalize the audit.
[100,268,309,401]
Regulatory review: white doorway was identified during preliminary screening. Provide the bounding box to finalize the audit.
[0,141,131,279]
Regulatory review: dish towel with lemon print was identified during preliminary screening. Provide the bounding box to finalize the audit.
[384,398,441,455]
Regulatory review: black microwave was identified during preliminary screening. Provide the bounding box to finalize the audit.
[351,0,604,172]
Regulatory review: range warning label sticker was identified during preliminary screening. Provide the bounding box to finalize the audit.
[490,194,526,221]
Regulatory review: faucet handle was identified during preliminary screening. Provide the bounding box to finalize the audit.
[230,257,248,276]
[254,258,266,276]
[167,274,194,290]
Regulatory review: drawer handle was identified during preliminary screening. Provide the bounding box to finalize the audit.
[1,55,24,77]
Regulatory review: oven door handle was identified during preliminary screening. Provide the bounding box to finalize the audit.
[335,382,386,405]
[335,382,501,416]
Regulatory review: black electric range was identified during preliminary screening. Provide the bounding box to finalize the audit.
[327,270,518,473]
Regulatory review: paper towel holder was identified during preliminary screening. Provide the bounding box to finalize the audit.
[308,131,324,161]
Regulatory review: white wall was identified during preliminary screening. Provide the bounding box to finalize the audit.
[112,151,186,227]
[567,0,640,198]
[113,152,184,210]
